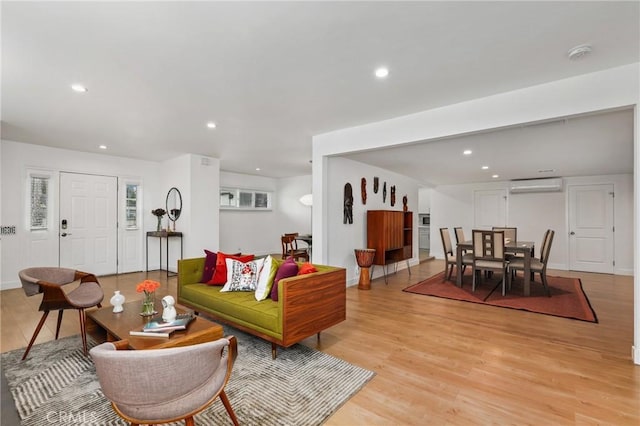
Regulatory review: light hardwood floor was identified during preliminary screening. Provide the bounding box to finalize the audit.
[1,260,638,424]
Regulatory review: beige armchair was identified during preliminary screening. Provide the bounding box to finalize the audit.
[19,267,104,360]
[90,337,239,426]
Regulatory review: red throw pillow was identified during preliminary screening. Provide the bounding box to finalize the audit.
[298,262,317,275]
[200,250,217,283]
[270,257,299,301]
[208,252,254,285]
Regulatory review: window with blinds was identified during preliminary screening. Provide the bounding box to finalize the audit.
[220,187,273,210]
[30,176,49,229]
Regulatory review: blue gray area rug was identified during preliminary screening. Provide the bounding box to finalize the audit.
[1,328,374,425]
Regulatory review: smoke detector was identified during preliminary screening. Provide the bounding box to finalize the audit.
[567,44,593,60]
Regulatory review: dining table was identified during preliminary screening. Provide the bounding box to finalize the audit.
[456,239,536,296]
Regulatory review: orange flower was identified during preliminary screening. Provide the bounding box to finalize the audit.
[136,279,160,294]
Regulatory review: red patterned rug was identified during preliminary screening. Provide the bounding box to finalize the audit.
[403,271,597,323]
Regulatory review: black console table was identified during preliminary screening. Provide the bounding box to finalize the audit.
[146,231,183,277]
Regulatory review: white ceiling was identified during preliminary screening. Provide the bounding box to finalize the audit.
[2,1,639,182]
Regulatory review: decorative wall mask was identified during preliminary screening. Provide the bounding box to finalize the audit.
[382,182,387,203]
[390,185,396,207]
[361,177,367,205]
[402,195,408,212]
[344,183,354,224]
[373,177,379,194]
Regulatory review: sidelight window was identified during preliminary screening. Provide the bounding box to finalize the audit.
[30,175,50,230]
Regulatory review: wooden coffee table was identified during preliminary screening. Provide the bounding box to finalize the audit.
[86,301,223,350]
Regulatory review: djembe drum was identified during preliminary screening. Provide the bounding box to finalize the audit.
[354,248,376,290]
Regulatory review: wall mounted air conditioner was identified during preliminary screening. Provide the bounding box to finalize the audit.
[509,178,563,193]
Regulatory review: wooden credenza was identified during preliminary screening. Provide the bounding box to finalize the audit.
[366,210,413,267]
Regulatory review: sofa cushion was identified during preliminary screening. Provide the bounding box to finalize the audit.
[221,257,265,292]
[270,257,299,301]
[254,255,278,301]
[200,250,217,283]
[180,283,280,334]
[208,252,254,285]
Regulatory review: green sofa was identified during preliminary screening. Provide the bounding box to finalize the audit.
[177,257,346,358]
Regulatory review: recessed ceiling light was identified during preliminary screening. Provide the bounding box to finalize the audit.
[71,84,87,92]
[463,150,472,155]
[567,44,593,60]
[255,168,261,171]
[482,166,489,170]
[375,67,389,78]
[492,174,499,179]
[99,145,107,150]
[206,122,216,129]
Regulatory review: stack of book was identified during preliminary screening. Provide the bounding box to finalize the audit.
[130,312,195,338]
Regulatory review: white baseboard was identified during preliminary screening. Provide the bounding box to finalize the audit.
[1,280,21,291]
[615,267,634,276]
[633,346,640,365]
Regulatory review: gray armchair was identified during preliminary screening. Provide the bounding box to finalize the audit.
[19,267,104,360]
[90,336,239,426]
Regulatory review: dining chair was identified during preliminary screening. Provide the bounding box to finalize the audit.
[508,229,555,296]
[493,226,520,261]
[281,234,309,261]
[454,227,472,254]
[492,227,517,242]
[91,336,239,426]
[19,267,104,360]
[471,230,508,295]
[439,227,473,282]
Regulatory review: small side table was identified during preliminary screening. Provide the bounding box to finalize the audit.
[146,231,183,277]
[354,248,376,290]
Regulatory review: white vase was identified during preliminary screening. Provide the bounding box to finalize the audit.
[110,290,125,313]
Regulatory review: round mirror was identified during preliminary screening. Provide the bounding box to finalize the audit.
[166,187,182,225]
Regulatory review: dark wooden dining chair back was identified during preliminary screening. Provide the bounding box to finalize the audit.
[281,234,309,262]
[471,230,508,295]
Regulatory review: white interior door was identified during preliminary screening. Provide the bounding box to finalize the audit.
[568,184,614,273]
[474,189,507,229]
[59,173,118,275]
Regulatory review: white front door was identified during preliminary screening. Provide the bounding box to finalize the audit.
[474,189,507,229]
[568,184,614,273]
[59,173,118,275]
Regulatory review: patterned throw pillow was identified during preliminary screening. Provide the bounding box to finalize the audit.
[221,258,265,292]
[208,252,254,285]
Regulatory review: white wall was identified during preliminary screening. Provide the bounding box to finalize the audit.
[0,140,165,289]
[430,174,633,274]
[277,175,313,236]
[157,154,220,271]
[418,188,432,213]
[325,157,420,286]
[218,172,311,257]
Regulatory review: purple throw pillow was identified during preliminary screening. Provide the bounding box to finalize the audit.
[201,250,217,283]
[270,257,299,301]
